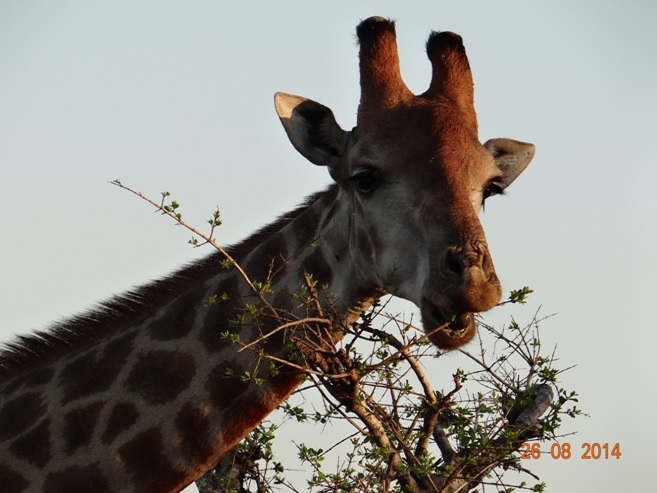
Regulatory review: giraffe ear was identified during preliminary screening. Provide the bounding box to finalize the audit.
[275,92,349,171]
[483,138,535,189]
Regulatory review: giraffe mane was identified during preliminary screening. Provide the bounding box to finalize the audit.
[0,186,337,381]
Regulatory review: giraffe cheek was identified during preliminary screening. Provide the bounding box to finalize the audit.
[349,222,378,280]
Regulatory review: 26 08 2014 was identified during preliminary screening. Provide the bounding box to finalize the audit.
[520,442,621,460]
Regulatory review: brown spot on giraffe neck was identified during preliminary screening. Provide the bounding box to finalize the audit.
[9,419,51,468]
[118,428,187,493]
[205,364,251,409]
[242,233,289,285]
[198,274,240,354]
[125,350,197,405]
[60,332,136,404]
[218,372,300,456]
[147,289,204,342]
[0,464,29,493]
[102,402,139,445]
[1,366,54,396]
[44,464,113,493]
[175,402,216,466]
[63,401,105,454]
[0,392,45,441]
[302,246,334,287]
[284,202,328,255]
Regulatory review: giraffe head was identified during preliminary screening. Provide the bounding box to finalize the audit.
[275,17,534,349]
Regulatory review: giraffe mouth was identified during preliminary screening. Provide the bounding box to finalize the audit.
[420,299,476,349]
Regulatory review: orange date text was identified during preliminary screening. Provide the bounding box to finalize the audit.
[519,442,621,460]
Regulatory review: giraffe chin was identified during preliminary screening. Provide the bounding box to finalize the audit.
[421,301,476,350]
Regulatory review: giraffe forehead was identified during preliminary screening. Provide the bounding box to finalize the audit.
[356,99,481,167]
[352,113,489,192]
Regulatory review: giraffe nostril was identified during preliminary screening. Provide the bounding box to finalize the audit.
[445,248,465,278]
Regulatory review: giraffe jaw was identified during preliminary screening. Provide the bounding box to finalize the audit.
[420,300,476,350]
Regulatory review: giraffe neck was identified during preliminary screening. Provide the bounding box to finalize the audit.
[0,185,380,493]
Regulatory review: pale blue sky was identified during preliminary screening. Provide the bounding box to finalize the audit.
[1,1,656,491]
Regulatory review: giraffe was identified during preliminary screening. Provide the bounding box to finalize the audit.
[0,17,534,493]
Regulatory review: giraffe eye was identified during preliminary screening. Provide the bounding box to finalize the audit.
[482,183,504,204]
[350,169,379,197]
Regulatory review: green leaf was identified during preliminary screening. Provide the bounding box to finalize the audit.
[509,286,534,304]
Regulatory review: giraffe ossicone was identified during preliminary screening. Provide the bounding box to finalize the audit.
[0,17,534,493]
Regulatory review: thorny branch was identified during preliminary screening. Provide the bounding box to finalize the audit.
[110,180,276,314]
[274,312,559,493]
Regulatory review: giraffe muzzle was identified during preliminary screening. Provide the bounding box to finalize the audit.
[420,299,476,350]
[418,242,502,349]
[442,242,502,312]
